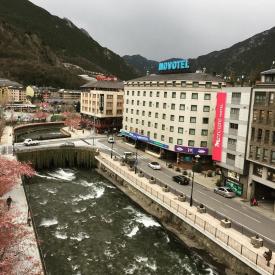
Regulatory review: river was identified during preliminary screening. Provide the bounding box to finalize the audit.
[26,168,224,275]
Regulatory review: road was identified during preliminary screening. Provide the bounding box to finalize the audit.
[97,138,275,249]
[14,136,275,249]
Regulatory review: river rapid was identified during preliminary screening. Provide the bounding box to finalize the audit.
[27,168,224,275]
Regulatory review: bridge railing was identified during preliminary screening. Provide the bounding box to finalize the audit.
[98,155,275,275]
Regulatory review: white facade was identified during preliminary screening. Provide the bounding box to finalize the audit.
[122,73,225,155]
[218,87,252,174]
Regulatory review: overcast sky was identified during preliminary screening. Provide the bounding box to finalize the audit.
[30,0,275,61]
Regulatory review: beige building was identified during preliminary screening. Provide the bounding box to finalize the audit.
[0,78,24,104]
[122,72,225,161]
[81,81,124,133]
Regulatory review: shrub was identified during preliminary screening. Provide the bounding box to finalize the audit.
[207,170,213,177]
[183,170,188,175]
[215,178,223,187]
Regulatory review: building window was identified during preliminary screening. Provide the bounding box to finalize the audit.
[255,92,266,104]
[170,126,174,132]
[163,103,167,109]
[154,123,158,129]
[172,92,176,98]
[136,110,139,115]
[178,127,183,134]
[232,92,241,102]
[267,168,275,182]
[179,116,184,122]
[253,164,263,177]
[136,119,139,124]
[201,141,207,147]
[147,131,150,137]
[141,120,144,125]
[257,129,262,142]
[264,130,270,144]
[162,124,165,130]
[137,91,140,96]
[131,109,133,114]
[201,129,208,136]
[228,138,237,145]
[143,91,146,96]
[181,81,186,87]
[156,91,160,97]
[149,102,152,107]
[126,108,128,113]
[180,92,186,99]
[203,106,210,112]
[161,135,164,141]
[126,99,129,104]
[130,118,133,123]
[190,117,196,123]
[162,114,166,119]
[189,129,195,135]
[132,91,135,96]
[142,111,145,116]
[272,151,275,163]
[229,123,238,130]
[137,100,140,106]
[148,121,151,127]
[204,93,211,100]
[156,102,159,108]
[263,149,268,162]
[227,153,235,161]
[170,115,175,121]
[192,93,198,99]
[191,105,197,111]
[143,101,146,106]
[269,93,274,104]
[179,104,185,110]
[127,91,129,95]
[203,117,209,124]
[188,140,195,147]
[150,91,153,97]
[169,137,173,143]
[171,104,175,110]
[154,133,157,139]
[230,108,240,116]
[148,111,151,117]
[155,113,158,118]
[193,82,199,87]
[177,139,183,145]
[164,92,167,98]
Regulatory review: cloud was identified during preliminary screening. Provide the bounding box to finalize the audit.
[30,0,275,60]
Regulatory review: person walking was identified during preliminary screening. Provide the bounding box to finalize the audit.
[6,196,12,210]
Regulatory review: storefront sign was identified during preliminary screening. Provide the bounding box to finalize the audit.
[148,139,169,149]
[228,171,240,181]
[174,145,208,155]
[158,59,189,73]
[226,179,243,196]
[212,92,227,161]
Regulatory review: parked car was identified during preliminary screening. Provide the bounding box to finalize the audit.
[117,132,123,137]
[108,136,115,143]
[60,142,75,148]
[23,139,40,146]
[214,187,236,198]
[172,175,190,185]
[148,161,161,170]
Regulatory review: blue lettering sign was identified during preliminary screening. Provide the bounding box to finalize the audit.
[158,59,189,72]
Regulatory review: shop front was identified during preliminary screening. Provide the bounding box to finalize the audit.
[174,145,209,163]
[225,170,243,196]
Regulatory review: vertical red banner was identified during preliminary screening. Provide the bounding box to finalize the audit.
[212,92,227,161]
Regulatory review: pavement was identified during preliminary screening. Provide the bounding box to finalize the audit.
[0,125,13,145]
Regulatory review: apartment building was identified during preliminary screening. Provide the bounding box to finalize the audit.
[122,72,225,161]
[247,68,275,203]
[81,81,124,133]
[0,78,25,103]
[213,87,252,197]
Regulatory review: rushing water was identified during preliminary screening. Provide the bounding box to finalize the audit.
[27,169,224,275]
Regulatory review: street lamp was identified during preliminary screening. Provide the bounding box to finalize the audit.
[134,138,138,173]
[190,154,200,207]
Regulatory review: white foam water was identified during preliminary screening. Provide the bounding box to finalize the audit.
[36,173,57,180]
[48,168,76,181]
[39,200,48,205]
[55,231,68,240]
[70,232,90,242]
[47,188,58,194]
[39,218,58,227]
[73,186,105,202]
[135,213,161,228]
[74,207,87,213]
[126,226,139,237]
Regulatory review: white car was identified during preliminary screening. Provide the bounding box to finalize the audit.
[23,138,40,146]
[108,136,115,143]
[148,161,161,170]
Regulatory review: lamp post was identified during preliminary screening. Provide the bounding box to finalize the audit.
[110,120,114,159]
[190,154,200,207]
[134,137,138,173]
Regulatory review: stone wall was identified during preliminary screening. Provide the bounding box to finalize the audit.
[17,147,96,170]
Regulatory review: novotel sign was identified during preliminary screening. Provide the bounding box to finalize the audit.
[158,59,189,73]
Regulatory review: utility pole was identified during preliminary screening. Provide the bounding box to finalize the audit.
[190,155,200,207]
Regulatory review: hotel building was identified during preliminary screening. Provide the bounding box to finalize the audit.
[214,87,252,197]
[247,68,275,203]
[122,72,225,161]
[81,81,124,133]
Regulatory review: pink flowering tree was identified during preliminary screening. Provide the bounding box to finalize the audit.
[32,111,49,121]
[62,112,81,131]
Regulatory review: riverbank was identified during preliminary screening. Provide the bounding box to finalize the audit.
[96,153,272,275]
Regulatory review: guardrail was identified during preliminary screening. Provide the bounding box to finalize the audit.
[98,155,275,275]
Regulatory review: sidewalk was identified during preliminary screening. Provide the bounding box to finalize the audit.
[62,127,105,139]
[0,125,13,145]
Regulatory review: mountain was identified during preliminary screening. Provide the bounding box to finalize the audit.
[126,27,275,82]
[123,55,159,76]
[0,0,137,88]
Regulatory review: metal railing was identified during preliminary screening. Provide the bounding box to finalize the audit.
[98,155,275,275]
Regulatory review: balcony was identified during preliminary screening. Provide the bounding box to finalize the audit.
[230,114,239,120]
[228,128,238,136]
